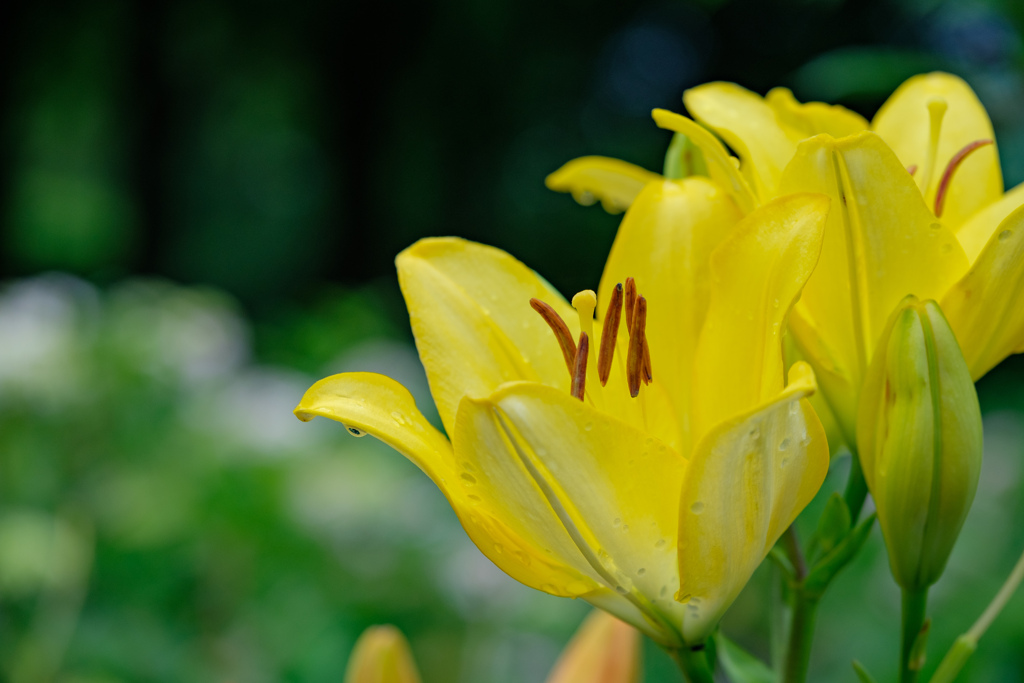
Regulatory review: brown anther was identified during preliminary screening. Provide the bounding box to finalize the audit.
[934,139,993,218]
[626,296,647,398]
[907,164,918,176]
[530,298,577,375]
[597,283,623,386]
[571,332,588,401]
[624,277,637,330]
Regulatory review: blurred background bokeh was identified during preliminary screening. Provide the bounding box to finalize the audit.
[2,0,1023,681]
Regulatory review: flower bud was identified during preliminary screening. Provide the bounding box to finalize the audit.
[857,296,982,591]
[545,611,640,683]
[344,625,422,683]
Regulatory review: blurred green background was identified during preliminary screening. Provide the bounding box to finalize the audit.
[2,0,1024,681]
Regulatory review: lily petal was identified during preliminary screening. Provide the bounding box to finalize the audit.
[598,176,743,454]
[955,180,1024,264]
[455,381,689,645]
[397,237,578,433]
[546,156,662,213]
[544,611,640,683]
[678,362,829,643]
[295,372,600,599]
[684,82,797,199]
[942,203,1024,379]
[652,108,758,214]
[778,132,969,436]
[692,193,828,437]
[872,72,1002,228]
[765,87,869,141]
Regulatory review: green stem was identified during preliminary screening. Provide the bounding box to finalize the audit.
[844,449,868,523]
[780,526,818,683]
[668,645,715,683]
[929,544,1024,683]
[900,587,929,683]
[783,590,819,683]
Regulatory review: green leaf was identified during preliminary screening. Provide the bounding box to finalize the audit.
[804,513,877,598]
[815,492,852,557]
[852,660,879,683]
[713,632,775,683]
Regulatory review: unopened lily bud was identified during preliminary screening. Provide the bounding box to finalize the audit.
[344,625,422,683]
[857,296,982,591]
[545,611,640,683]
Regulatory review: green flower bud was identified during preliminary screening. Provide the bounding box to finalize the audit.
[857,296,982,591]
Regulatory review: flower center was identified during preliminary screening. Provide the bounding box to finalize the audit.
[530,277,652,402]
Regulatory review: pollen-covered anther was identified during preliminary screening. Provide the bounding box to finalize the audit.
[597,283,623,386]
[571,332,589,401]
[627,296,648,398]
[934,139,994,218]
[530,298,577,374]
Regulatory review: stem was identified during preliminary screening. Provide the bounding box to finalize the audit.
[783,590,819,683]
[929,544,1024,683]
[780,526,817,683]
[668,645,716,683]
[844,449,868,523]
[900,587,929,683]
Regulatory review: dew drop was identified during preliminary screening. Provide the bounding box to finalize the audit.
[678,593,692,603]
[390,410,406,425]
[748,426,761,440]
[778,438,790,451]
[941,243,953,253]
[494,544,504,554]
[660,585,668,597]
[1000,229,1013,241]
[690,596,701,604]
[637,567,646,576]
[655,539,667,549]
[622,524,630,532]
[780,457,790,469]
[613,517,622,527]
[584,422,594,431]
[772,298,780,309]
[345,425,367,437]
[467,494,481,501]
[461,472,477,484]
[690,501,705,515]
[615,585,628,595]
[463,462,476,472]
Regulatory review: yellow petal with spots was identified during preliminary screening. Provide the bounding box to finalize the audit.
[455,381,689,646]
[397,237,578,434]
[872,72,1002,228]
[344,625,422,683]
[692,193,828,436]
[295,372,601,599]
[652,109,757,214]
[765,87,868,141]
[955,180,1024,264]
[546,156,662,213]
[597,176,743,455]
[677,362,828,643]
[544,611,640,683]
[942,204,1024,379]
[778,132,969,437]
[684,82,796,199]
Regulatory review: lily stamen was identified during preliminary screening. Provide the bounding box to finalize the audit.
[933,139,994,218]
[598,283,623,386]
[530,298,577,374]
[624,277,652,384]
[627,296,648,398]
[571,332,589,400]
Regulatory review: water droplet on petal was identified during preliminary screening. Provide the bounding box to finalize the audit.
[390,410,406,425]
[584,422,593,431]
[779,438,790,451]
[345,425,368,437]
[655,539,667,549]
[615,585,627,594]
[613,517,622,527]
[690,501,705,514]
[678,593,692,603]
[1000,229,1013,241]
[637,568,646,576]
[461,472,477,484]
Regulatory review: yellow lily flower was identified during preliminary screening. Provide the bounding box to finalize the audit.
[549,72,1022,441]
[344,610,639,683]
[295,185,831,647]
